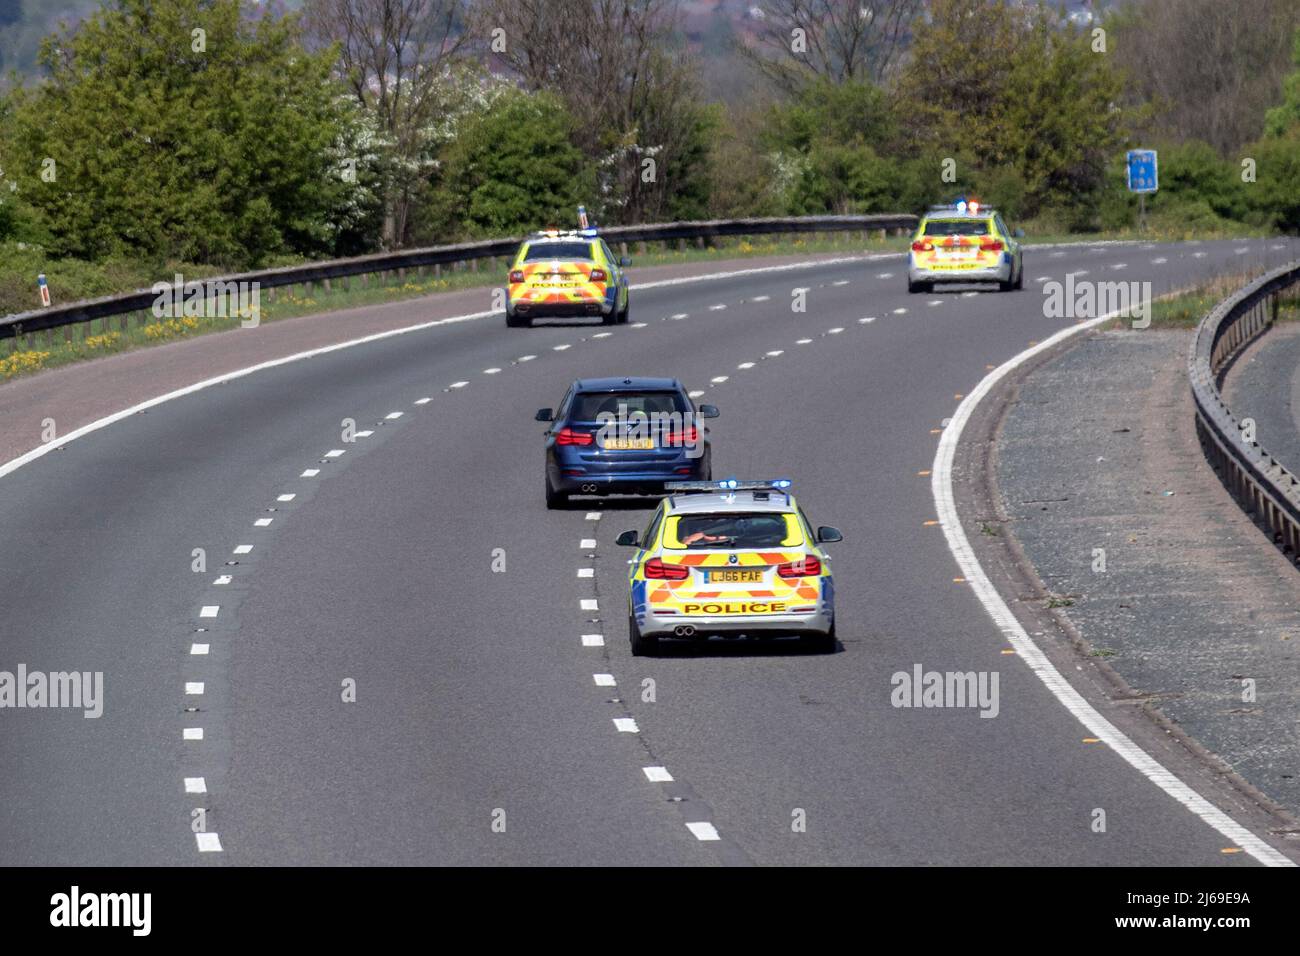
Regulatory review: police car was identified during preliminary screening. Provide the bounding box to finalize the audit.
[505,227,631,327]
[908,199,1024,293]
[615,479,841,656]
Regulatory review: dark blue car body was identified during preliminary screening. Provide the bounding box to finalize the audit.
[537,377,716,508]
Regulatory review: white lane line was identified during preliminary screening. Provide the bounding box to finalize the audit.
[592,332,613,338]
[199,606,219,619]
[1066,270,1088,278]
[185,682,204,695]
[195,833,223,853]
[184,777,207,794]
[630,322,647,328]
[858,317,876,324]
[183,727,204,741]
[483,367,502,374]
[449,381,468,389]
[190,643,209,655]
[324,449,345,459]
[254,518,272,527]
[613,718,639,733]
[737,362,755,370]
[385,411,403,419]
[1193,252,1207,258]
[593,674,616,687]
[580,598,599,611]
[688,390,705,398]
[686,822,720,841]
[766,350,784,356]
[670,313,688,320]
[586,512,601,521]
[892,308,907,314]
[643,766,673,782]
[277,494,296,502]
[796,338,812,345]
[876,272,894,279]
[962,291,980,297]
[828,327,844,334]
[516,354,536,362]
[1152,257,1168,264]
[581,634,605,647]
[711,376,728,384]
[414,397,432,405]
[580,538,597,549]
[751,295,770,302]
[553,344,571,350]
[927,300,943,307]
[931,307,1295,869]
[832,279,850,286]
[1111,263,1128,270]
[708,304,727,311]
[354,430,374,438]
[1035,276,1051,283]
[634,254,900,294]
[213,575,232,586]
[233,544,253,554]
[577,568,594,578]
[301,469,320,477]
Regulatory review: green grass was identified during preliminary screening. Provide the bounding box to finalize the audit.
[1101,273,1300,331]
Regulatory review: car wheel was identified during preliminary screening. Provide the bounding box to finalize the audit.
[908,280,931,294]
[1013,262,1024,290]
[506,310,529,328]
[545,475,567,510]
[601,306,618,325]
[804,622,837,654]
[630,616,659,657]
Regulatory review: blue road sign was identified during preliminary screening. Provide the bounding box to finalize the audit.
[1126,149,1158,194]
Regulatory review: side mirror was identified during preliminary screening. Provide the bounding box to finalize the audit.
[619,256,632,267]
[697,404,719,419]
[816,526,843,544]
[615,530,640,547]
[535,408,554,422]
[1013,227,1025,238]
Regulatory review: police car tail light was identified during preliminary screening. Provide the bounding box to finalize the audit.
[645,558,689,580]
[666,425,698,446]
[556,427,594,446]
[777,556,821,579]
[911,240,933,252]
[979,239,1003,252]
[509,270,525,283]
[589,268,607,282]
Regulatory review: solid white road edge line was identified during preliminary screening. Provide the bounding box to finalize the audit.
[930,306,1294,868]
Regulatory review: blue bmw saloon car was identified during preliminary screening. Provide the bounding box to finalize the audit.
[536,377,717,508]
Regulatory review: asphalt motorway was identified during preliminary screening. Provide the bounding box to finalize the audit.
[2,237,1298,866]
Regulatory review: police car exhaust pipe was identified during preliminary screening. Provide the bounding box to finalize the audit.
[581,483,597,493]
[674,625,695,638]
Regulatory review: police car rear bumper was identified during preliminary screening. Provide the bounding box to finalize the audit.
[511,299,610,318]
[909,262,1011,283]
[639,606,833,638]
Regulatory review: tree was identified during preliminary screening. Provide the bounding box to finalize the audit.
[472,0,711,224]
[740,0,923,92]
[303,0,470,248]
[1110,0,1300,156]
[7,0,353,266]
[421,89,594,239]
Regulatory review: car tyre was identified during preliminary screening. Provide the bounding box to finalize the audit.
[506,310,530,328]
[545,475,567,510]
[630,616,659,657]
[907,279,931,294]
[804,622,837,654]
[1013,262,1024,290]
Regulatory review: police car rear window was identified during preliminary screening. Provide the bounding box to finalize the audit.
[523,242,595,261]
[674,514,790,549]
[571,391,688,420]
[923,219,990,236]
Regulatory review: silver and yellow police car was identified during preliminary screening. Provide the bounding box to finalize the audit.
[615,479,842,656]
[908,199,1024,293]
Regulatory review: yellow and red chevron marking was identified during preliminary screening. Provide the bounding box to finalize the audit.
[508,260,607,303]
[645,550,822,611]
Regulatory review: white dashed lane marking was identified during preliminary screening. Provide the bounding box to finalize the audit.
[577,568,594,578]
[325,449,345,458]
[580,538,596,549]
[581,634,605,647]
[643,767,673,782]
[199,606,219,619]
[414,397,432,405]
[449,381,469,388]
[580,598,599,611]
[858,317,875,324]
[483,367,501,374]
[277,494,295,502]
[686,822,720,841]
[737,362,754,369]
[213,575,231,586]
[827,327,844,334]
[613,718,639,733]
[195,833,223,853]
[553,344,571,351]
[688,390,704,398]
[708,304,727,311]
[233,544,253,554]
[751,295,770,302]
[184,777,207,794]
[766,350,784,356]
[1152,257,1168,264]
[593,674,616,687]
[254,518,272,527]
[892,308,907,314]
[586,512,601,521]
[190,644,209,656]
[183,727,204,741]
[354,430,374,438]
[796,338,812,345]
[711,376,728,384]
[301,469,320,477]
[185,682,204,695]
